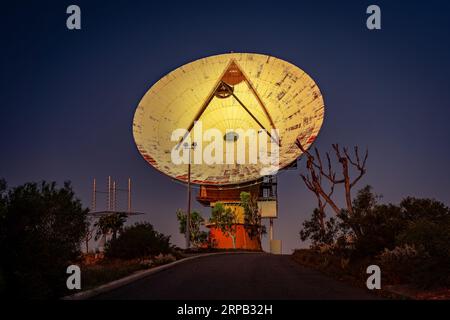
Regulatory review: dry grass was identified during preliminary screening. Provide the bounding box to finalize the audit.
[81,259,146,290]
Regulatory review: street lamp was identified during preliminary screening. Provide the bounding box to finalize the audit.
[183,141,197,249]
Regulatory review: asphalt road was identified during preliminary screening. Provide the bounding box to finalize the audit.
[93,253,379,300]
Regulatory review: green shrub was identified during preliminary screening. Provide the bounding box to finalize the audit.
[337,187,406,257]
[397,219,450,259]
[377,244,426,284]
[395,219,450,287]
[104,222,171,259]
[176,210,208,248]
[299,209,343,248]
[300,185,450,288]
[0,180,88,299]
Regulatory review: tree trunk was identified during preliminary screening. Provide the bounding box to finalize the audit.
[341,157,353,215]
[317,187,341,214]
[228,233,236,249]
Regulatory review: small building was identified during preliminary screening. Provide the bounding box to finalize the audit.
[197,177,277,250]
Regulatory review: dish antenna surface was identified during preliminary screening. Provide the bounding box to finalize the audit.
[133,53,324,185]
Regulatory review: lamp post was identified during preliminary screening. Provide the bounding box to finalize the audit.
[184,141,197,249]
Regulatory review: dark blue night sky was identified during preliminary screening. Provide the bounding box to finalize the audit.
[1,0,450,252]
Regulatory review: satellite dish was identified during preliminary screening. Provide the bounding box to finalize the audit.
[133,53,324,185]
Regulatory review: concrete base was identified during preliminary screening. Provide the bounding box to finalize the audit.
[270,239,282,254]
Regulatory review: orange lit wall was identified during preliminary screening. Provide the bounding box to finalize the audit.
[208,224,261,250]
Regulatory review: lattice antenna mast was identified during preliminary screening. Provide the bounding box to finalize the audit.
[89,176,143,216]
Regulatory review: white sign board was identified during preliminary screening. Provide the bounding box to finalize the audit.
[258,200,277,218]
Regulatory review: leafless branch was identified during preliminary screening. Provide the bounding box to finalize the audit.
[296,139,369,218]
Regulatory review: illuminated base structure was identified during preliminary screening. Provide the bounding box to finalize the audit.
[197,176,278,250]
[208,223,261,250]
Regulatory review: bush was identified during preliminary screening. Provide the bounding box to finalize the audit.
[299,209,344,248]
[176,210,208,248]
[0,180,88,299]
[397,219,450,259]
[104,222,171,259]
[300,185,450,288]
[378,244,427,285]
[395,219,450,287]
[337,187,408,257]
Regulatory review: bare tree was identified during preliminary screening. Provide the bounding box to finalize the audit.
[296,139,368,229]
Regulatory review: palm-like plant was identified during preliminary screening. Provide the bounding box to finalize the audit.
[94,212,127,241]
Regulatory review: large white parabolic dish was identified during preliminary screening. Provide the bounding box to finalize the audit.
[133,53,324,185]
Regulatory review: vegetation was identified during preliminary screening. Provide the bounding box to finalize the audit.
[209,202,239,249]
[0,178,177,298]
[299,185,450,288]
[104,222,172,259]
[176,209,208,248]
[296,143,449,290]
[299,208,342,247]
[82,260,146,290]
[240,192,266,241]
[94,212,127,241]
[82,222,176,292]
[0,179,88,299]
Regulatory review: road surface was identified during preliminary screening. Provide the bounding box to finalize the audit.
[93,253,379,300]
